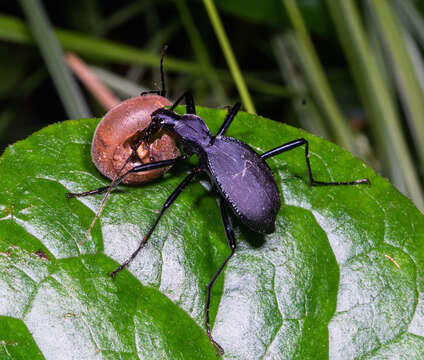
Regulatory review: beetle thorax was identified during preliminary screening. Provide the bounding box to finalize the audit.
[173,114,212,152]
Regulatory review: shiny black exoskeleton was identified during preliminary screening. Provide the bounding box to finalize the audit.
[68,92,370,355]
[150,106,281,234]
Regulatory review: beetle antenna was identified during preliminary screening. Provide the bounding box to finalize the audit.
[160,45,168,97]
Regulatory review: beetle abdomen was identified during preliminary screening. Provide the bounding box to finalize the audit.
[206,137,281,233]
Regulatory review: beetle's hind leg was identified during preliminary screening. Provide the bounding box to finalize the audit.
[261,138,370,186]
[205,198,236,355]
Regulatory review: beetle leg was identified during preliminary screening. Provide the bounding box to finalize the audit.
[209,102,242,146]
[170,91,196,114]
[66,156,187,198]
[68,156,189,245]
[110,169,198,277]
[215,102,241,137]
[261,138,370,186]
[205,198,236,355]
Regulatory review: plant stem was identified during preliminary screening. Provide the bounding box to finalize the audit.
[202,0,256,113]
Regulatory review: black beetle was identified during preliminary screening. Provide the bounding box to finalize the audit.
[68,91,369,354]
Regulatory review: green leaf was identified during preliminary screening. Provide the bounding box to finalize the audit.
[0,107,423,359]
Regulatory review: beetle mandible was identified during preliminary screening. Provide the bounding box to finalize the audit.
[68,89,370,354]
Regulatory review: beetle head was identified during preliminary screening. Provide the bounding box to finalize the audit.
[145,107,181,140]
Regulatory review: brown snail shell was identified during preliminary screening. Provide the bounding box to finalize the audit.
[91,94,180,184]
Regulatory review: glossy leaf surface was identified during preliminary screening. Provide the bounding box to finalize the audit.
[0,108,423,359]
